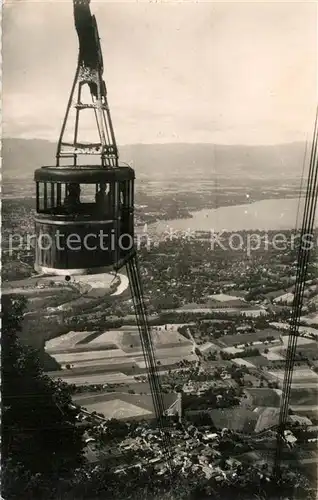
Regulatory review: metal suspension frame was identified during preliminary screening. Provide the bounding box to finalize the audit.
[56,60,118,168]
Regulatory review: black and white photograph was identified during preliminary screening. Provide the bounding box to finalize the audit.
[2,1,318,499]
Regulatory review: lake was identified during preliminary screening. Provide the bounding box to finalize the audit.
[148,197,317,234]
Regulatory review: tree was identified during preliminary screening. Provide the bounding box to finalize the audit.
[2,294,85,498]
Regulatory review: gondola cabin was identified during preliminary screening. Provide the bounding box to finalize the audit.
[34,165,135,275]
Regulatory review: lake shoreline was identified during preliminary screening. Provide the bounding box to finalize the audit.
[143,197,316,234]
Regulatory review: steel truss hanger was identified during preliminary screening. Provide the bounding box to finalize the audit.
[56,0,117,168]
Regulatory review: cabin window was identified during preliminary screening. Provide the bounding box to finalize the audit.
[118,180,132,209]
[61,182,113,215]
[37,182,52,212]
[56,183,62,207]
[36,177,133,218]
[37,182,66,213]
[36,181,116,216]
[79,184,98,203]
[129,179,134,209]
[93,183,112,215]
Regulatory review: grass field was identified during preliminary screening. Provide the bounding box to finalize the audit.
[301,313,318,326]
[57,344,193,361]
[46,331,97,351]
[232,358,258,369]
[53,349,130,365]
[89,328,191,350]
[200,341,220,350]
[269,369,318,383]
[262,350,285,361]
[244,356,270,367]
[74,391,153,408]
[73,391,179,419]
[281,336,318,348]
[222,346,245,354]
[74,392,155,419]
[271,322,318,337]
[216,330,281,348]
[209,294,245,302]
[52,343,194,365]
[289,388,318,406]
[57,360,142,372]
[61,372,135,385]
[245,388,281,407]
[136,354,196,369]
[80,398,152,419]
[254,407,280,433]
[292,344,318,357]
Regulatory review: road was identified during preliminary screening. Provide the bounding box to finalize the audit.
[111,273,129,296]
[168,307,267,317]
[186,327,200,366]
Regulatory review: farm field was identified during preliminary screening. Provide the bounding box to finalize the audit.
[81,398,152,419]
[290,383,318,389]
[45,323,196,390]
[59,372,135,385]
[288,388,318,406]
[50,343,119,354]
[269,369,318,383]
[240,355,270,367]
[200,342,220,352]
[74,392,153,410]
[90,327,191,349]
[300,313,318,326]
[232,358,257,369]
[46,331,97,350]
[289,344,318,357]
[243,374,261,386]
[216,330,281,347]
[209,293,245,302]
[48,359,189,379]
[47,326,194,369]
[254,407,280,433]
[222,346,245,355]
[73,391,178,419]
[136,354,196,369]
[173,306,266,317]
[281,336,318,348]
[289,406,318,417]
[262,350,285,361]
[55,359,142,371]
[53,349,130,365]
[245,388,281,407]
[271,322,318,337]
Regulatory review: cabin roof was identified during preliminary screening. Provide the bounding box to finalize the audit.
[34,165,135,183]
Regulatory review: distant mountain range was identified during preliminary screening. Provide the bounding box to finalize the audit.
[2,138,307,181]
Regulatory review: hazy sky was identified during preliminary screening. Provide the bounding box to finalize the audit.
[3,0,317,145]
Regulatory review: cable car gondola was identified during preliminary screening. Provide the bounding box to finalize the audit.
[33,0,135,276]
[34,164,135,275]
